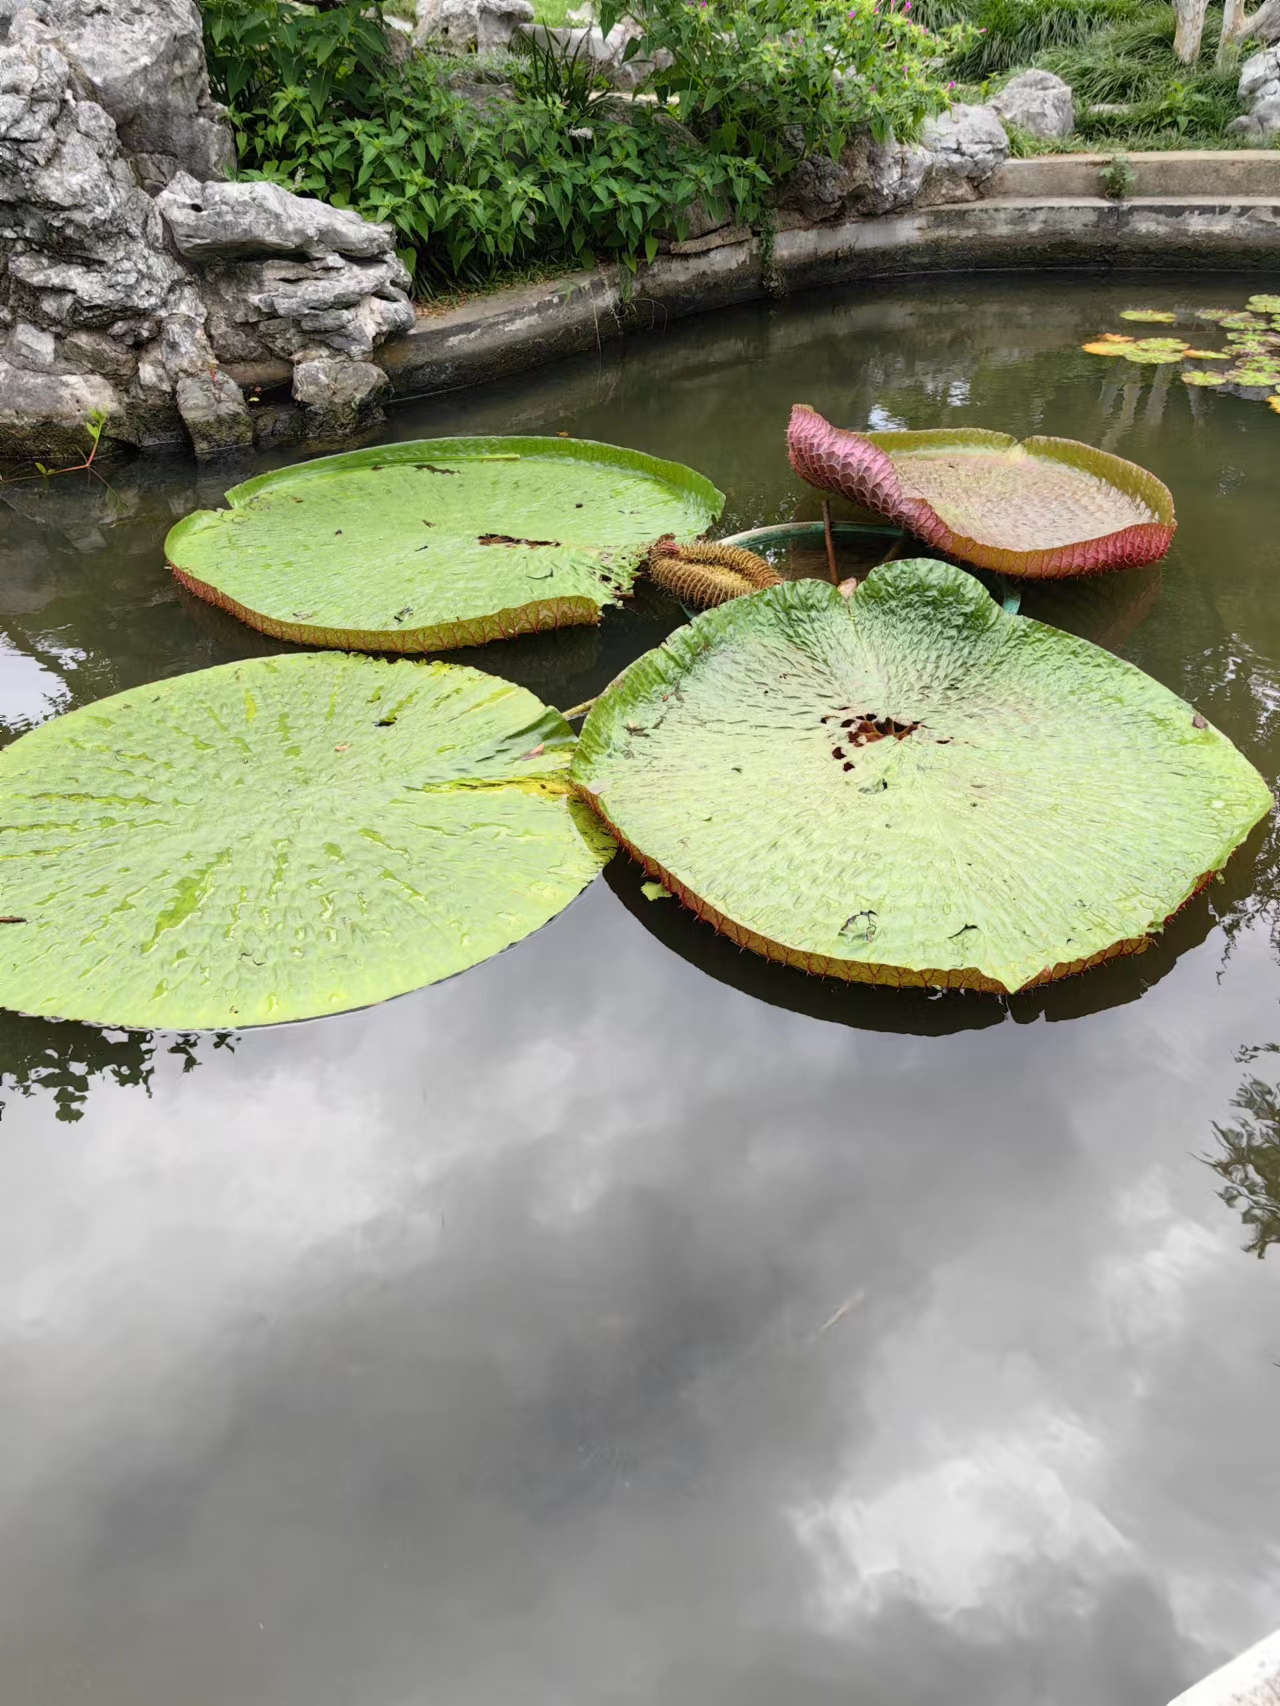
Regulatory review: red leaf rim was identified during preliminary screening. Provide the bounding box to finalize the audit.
[786,405,1177,580]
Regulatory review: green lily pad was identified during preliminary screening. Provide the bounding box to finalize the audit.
[571,561,1271,995]
[0,654,613,1029]
[1182,370,1227,387]
[1220,313,1268,332]
[1246,295,1280,313]
[1195,308,1232,322]
[1120,309,1178,323]
[1123,340,1188,365]
[166,438,723,653]
[1223,366,1280,395]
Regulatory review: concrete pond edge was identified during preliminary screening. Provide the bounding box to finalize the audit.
[317,193,1280,408]
[1169,1627,1280,1706]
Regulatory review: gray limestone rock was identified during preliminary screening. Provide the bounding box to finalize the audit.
[1239,43,1280,101]
[920,102,1010,201]
[156,173,395,264]
[0,2,433,459]
[174,367,255,459]
[1231,47,1280,137]
[415,0,535,53]
[291,355,391,444]
[199,253,415,364]
[779,131,929,223]
[0,356,117,459]
[0,0,233,188]
[842,133,930,217]
[1229,91,1280,137]
[989,69,1074,140]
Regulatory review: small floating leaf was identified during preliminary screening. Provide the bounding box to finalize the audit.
[571,562,1271,995]
[1181,349,1230,361]
[641,880,674,901]
[166,438,723,653]
[787,406,1176,579]
[1122,343,1187,366]
[1120,309,1178,323]
[1100,333,1135,343]
[0,655,613,1029]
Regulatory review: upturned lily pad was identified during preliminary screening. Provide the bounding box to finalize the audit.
[1182,349,1230,361]
[1120,309,1178,323]
[166,438,723,653]
[0,654,613,1029]
[1083,341,1131,356]
[571,562,1271,995]
[787,406,1176,579]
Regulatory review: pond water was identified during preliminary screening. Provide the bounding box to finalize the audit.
[3,272,1280,1706]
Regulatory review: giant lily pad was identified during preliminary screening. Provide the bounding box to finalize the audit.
[787,406,1176,579]
[0,654,613,1029]
[570,561,1270,995]
[165,438,723,653]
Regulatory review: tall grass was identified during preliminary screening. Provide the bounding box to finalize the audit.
[1040,8,1242,145]
[921,0,1246,146]
[915,0,1144,78]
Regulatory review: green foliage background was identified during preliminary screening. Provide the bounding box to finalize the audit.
[202,0,962,297]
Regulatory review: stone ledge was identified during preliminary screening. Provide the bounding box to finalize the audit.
[376,195,1280,402]
[1169,1628,1280,1706]
[988,151,1280,200]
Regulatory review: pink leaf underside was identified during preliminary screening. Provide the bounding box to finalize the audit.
[785,405,1176,579]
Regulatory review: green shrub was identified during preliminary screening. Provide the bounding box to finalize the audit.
[203,0,766,295]
[599,0,974,180]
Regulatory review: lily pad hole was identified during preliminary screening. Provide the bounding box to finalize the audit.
[823,708,922,769]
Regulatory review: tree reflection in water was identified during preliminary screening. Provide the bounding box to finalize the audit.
[0,1011,236,1124]
[1207,1048,1280,1259]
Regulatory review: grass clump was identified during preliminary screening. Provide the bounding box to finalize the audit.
[930,0,1248,148]
[916,0,1144,79]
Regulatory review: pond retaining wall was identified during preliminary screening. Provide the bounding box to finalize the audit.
[355,193,1280,405]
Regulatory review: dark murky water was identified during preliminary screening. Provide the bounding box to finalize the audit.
[3,273,1280,1706]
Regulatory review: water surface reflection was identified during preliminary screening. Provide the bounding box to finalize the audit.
[2,273,1279,1706]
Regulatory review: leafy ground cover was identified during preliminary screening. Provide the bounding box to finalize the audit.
[202,0,966,296]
